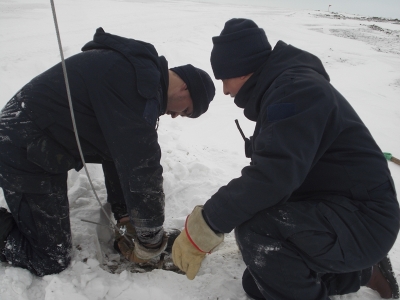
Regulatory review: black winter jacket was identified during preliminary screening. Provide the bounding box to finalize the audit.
[5,28,168,228]
[203,41,398,233]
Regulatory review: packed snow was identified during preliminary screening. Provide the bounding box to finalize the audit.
[1,0,400,299]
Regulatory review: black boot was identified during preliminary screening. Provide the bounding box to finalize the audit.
[367,255,400,299]
[0,207,15,262]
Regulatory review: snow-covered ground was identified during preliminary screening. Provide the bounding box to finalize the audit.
[0,0,400,299]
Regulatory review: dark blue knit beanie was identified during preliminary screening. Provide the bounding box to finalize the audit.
[211,18,272,79]
[170,64,215,118]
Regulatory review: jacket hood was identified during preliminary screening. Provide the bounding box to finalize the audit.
[235,41,330,121]
[82,27,161,100]
[261,41,329,85]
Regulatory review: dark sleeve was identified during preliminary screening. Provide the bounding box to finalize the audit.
[102,160,128,221]
[90,58,164,229]
[203,76,340,233]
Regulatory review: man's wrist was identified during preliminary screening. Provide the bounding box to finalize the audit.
[136,226,164,245]
[186,206,224,253]
[201,210,221,234]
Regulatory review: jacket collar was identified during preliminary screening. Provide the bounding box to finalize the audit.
[158,56,169,116]
[234,61,266,121]
[233,41,330,122]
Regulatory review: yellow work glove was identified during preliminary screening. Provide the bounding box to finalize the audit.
[172,206,224,280]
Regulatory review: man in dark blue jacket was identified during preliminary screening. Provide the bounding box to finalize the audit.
[172,19,399,299]
[0,27,215,276]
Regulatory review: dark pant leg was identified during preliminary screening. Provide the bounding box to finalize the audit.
[0,96,76,275]
[242,267,266,300]
[3,174,72,276]
[235,200,398,300]
[241,267,372,300]
[237,227,329,299]
[321,267,372,296]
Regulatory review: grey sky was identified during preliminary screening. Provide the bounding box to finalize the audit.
[194,0,400,19]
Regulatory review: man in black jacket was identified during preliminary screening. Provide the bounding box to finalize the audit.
[0,27,215,276]
[172,19,399,299]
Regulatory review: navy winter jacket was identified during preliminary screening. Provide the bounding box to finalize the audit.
[204,41,398,233]
[1,28,168,228]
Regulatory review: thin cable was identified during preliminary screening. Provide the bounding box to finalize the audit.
[49,0,128,240]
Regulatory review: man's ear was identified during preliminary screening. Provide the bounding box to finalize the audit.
[241,73,253,81]
[180,83,188,91]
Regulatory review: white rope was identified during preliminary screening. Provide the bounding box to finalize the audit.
[49,0,127,240]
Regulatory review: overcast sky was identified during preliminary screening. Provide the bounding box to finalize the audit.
[194,0,400,19]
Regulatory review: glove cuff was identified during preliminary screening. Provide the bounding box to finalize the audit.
[186,206,224,253]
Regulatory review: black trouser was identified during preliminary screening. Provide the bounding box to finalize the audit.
[2,176,72,276]
[241,267,373,300]
[0,98,74,276]
[0,98,124,275]
[235,187,399,300]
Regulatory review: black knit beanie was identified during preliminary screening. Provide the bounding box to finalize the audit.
[211,18,272,79]
[170,64,215,118]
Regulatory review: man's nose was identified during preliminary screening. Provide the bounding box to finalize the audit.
[223,85,229,95]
